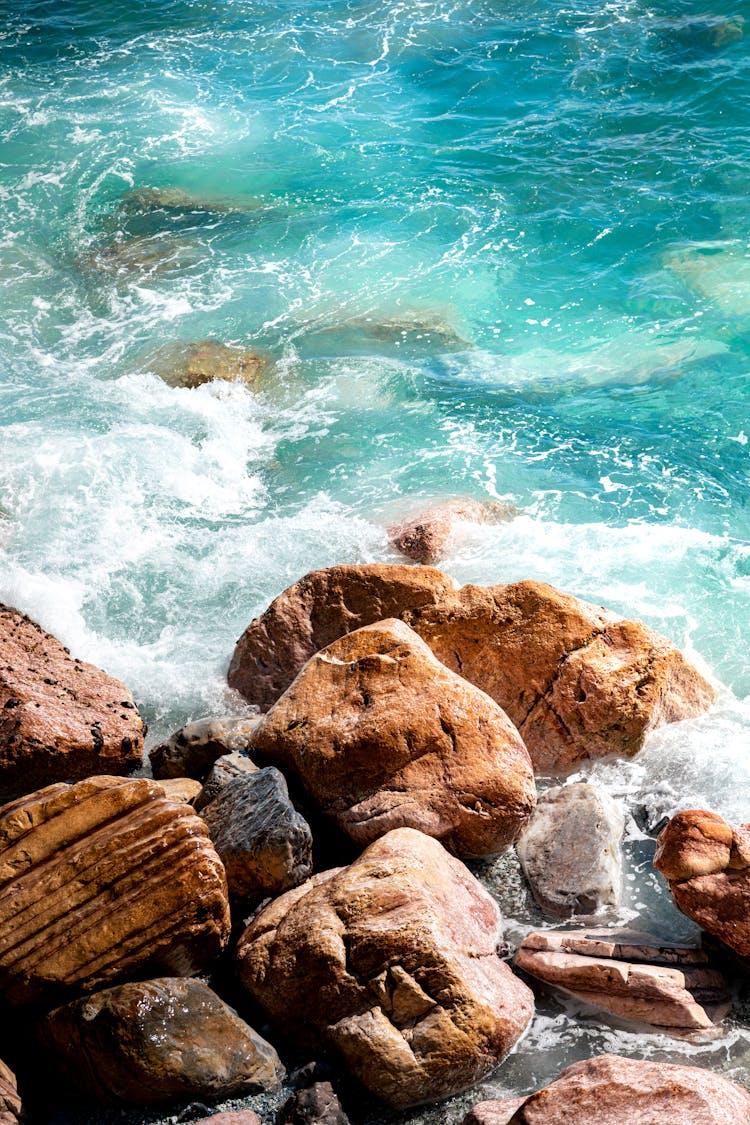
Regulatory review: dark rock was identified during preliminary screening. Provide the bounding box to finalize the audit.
[150,715,260,781]
[194,752,259,812]
[279,1082,349,1125]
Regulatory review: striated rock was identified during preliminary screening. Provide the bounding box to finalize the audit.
[200,768,313,909]
[0,775,230,1006]
[39,977,283,1105]
[515,929,730,1037]
[152,340,268,391]
[228,567,715,774]
[516,783,624,916]
[0,1060,20,1124]
[279,1081,349,1125]
[462,1054,750,1123]
[236,827,534,1109]
[194,751,259,812]
[153,776,203,803]
[149,715,260,781]
[388,498,518,565]
[227,564,457,708]
[253,619,535,858]
[654,810,750,957]
[0,604,144,799]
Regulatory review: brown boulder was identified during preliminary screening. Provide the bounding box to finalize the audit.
[515,929,730,1037]
[654,810,750,957]
[462,1054,750,1123]
[0,775,230,1006]
[235,827,533,1108]
[39,977,283,1104]
[253,619,535,857]
[149,715,260,781]
[152,340,268,390]
[388,498,518,565]
[0,604,144,798]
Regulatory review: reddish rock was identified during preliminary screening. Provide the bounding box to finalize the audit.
[464,1099,526,1125]
[193,1115,262,1125]
[253,619,535,858]
[462,1054,750,1123]
[149,715,260,781]
[0,1060,20,1124]
[236,827,533,1108]
[0,604,144,798]
[39,977,282,1104]
[0,775,230,1006]
[388,498,518,565]
[655,810,750,957]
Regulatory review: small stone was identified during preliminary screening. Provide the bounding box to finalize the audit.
[194,751,259,812]
[516,783,624,916]
[279,1081,349,1125]
[149,715,260,781]
[388,498,517,565]
[200,768,313,909]
[38,977,283,1105]
[464,1099,527,1125]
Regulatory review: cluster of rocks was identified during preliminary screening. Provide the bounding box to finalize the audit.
[1,561,748,1123]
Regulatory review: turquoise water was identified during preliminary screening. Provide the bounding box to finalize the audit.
[3,0,750,1111]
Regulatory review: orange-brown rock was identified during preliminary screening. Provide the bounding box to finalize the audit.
[227,564,457,708]
[153,776,203,803]
[463,1054,750,1123]
[0,1060,20,1124]
[388,498,517,565]
[235,827,534,1109]
[39,977,283,1105]
[654,810,750,957]
[0,605,145,798]
[253,619,535,858]
[0,775,230,1006]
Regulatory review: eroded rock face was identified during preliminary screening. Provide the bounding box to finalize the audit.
[516,783,624,916]
[149,715,260,781]
[227,564,457,708]
[654,810,750,957]
[388,499,518,565]
[39,977,283,1105]
[152,340,268,390]
[0,605,144,799]
[228,567,715,775]
[253,619,535,858]
[194,751,259,812]
[462,1054,750,1124]
[0,776,230,1006]
[515,929,730,1037]
[235,827,534,1109]
[200,768,313,908]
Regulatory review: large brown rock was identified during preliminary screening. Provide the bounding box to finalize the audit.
[388,498,517,565]
[253,619,535,858]
[0,775,230,1006]
[228,568,715,775]
[463,1054,750,1123]
[235,827,534,1109]
[515,929,730,1037]
[39,977,283,1105]
[654,810,750,957]
[0,605,144,798]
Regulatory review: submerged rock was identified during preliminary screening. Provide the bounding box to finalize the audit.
[516,783,624,916]
[150,340,268,390]
[236,827,533,1109]
[149,715,260,780]
[39,977,283,1105]
[655,810,750,957]
[252,618,536,858]
[463,1054,750,1123]
[0,775,230,1006]
[515,928,730,1037]
[120,186,263,215]
[0,603,144,798]
[387,497,519,565]
[84,233,202,278]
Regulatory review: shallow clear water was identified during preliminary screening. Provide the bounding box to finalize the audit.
[2,0,750,1114]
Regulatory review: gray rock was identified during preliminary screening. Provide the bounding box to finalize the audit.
[516,782,624,917]
[194,751,259,812]
[200,768,313,909]
[149,715,260,781]
[279,1082,349,1125]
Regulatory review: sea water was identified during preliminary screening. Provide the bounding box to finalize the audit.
[1,0,749,1117]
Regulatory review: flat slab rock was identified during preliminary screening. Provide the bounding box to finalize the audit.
[516,929,730,1037]
[655,809,750,958]
[39,976,283,1105]
[235,827,533,1109]
[150,715,260,781]
[0,775,230,1006]
[0,604,144,798]
[516,783,624,916]
[463,1054,750,1124]
[252,618,536,858]
[227,565,715,775]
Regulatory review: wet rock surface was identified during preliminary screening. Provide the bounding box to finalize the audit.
[150,340,268,390]
[39,977,283,1105]
[152,776,203,803]
[0,775,230,1006]
[388,499,518,565]
[149,715,260,781]
[235,827,534,1109]
[200,768,313,909]
[253,618,535,857]
[516,783,624,916]
[0,604,144,798]
[194,751,259,812]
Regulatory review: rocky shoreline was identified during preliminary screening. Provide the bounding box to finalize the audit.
[0,561,748,1123]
